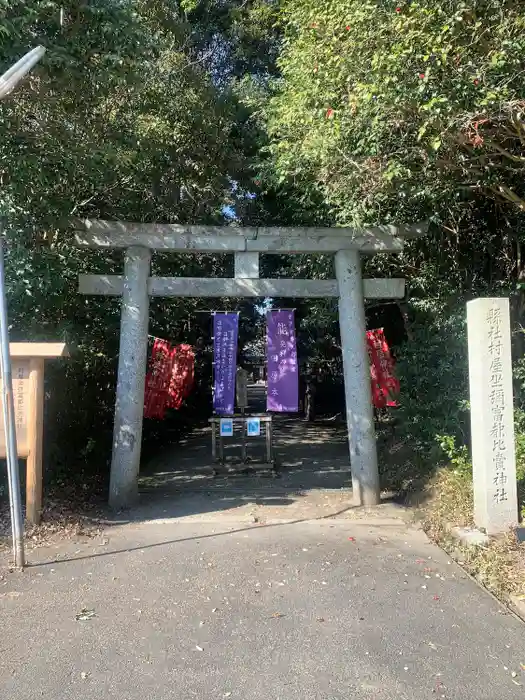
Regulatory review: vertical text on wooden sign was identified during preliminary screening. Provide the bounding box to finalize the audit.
[0,359,29,454]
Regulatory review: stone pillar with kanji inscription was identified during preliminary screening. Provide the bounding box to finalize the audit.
[467,298,518,535]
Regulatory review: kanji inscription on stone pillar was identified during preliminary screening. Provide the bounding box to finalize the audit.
[467,298,518,535]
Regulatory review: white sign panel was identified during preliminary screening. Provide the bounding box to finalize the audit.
[246,418,261,437]
[220,418,234,437]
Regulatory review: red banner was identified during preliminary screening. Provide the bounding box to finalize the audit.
[144,338,173,419]
[167,344,195,410]
[144,340,195,418]
[366,329,399,409]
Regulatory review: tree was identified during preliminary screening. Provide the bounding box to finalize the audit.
[267,0,525,224]
[0,1,257,484]
[262,0,525,456]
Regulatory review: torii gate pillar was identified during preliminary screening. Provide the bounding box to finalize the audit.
[109,246,150,509]
[335,250,379,505]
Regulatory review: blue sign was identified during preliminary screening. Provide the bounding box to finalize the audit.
[220,418,234,437]
[246,418,261,437]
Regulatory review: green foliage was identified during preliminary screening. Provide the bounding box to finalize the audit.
[397,297,525,484]
[1,1,245,228]
[395,299,469,450]
[512,408,525,485]
[259,0,525,512]
[437,434,471,477]
[4,0,525,511]
[267,0,525,225]
[0,1,256,486]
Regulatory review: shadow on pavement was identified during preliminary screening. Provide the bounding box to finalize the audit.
[89,385,408,527]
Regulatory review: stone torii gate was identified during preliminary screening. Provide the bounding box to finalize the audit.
[74,219,426,509]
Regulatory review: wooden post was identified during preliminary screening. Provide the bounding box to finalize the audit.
[26,357,45,524]
[0,343,68,525]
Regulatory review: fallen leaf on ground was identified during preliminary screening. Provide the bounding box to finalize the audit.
[433,595,440,601]
[195,645,203,652]
[75,609,96,621]
[348,537,356,542]
[271,612,285,618]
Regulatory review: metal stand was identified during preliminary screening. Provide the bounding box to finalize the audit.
[265,419,272,464]
[240,407,247,463]
[209,414,275,473]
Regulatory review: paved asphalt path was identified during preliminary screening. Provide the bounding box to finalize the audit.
[1,518,525,699]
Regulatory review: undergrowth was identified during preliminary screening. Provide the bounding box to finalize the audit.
[422,466,525,600]
[395,300,525,602]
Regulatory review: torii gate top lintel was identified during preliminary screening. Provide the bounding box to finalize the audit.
[73,218,428,254]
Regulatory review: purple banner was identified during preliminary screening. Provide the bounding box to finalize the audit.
[213,313,239,415]
[267,309,299,412]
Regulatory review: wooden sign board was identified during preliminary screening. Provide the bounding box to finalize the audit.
[0,343,69,525]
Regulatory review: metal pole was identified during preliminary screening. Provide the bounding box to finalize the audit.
[266,419,272,464]
[0,239,24,567]
[0,46,47,568]
[241,407,247,463]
